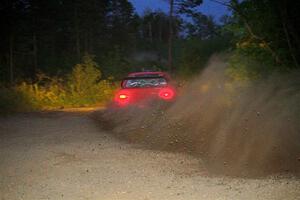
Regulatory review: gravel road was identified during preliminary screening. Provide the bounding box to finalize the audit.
[1,111,299,200]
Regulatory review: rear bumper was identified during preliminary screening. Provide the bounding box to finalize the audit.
[111,98,175,109]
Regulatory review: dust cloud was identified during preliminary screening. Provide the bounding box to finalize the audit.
[95,55,300,177]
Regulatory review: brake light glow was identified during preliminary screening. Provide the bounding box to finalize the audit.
[119,94,128,99]
[114,91,131,107]
[159,88,175,100]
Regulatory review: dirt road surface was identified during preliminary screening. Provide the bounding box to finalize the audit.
[1,111,300,200]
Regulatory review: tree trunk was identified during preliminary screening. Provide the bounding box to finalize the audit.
[88,30,93,54]
[279,2,299,68]
[159,19,162,42]
[9,34,14,85]
[149,22,153,43]
[168,0,174,71]
[282,19,299,68]
[75,5,81,61]
[33,33,38,78]
[84,31,89,55]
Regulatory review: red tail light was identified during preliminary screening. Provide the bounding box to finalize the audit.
[159,88,175,100]
[114,91,131,107]
[119,94,128,99]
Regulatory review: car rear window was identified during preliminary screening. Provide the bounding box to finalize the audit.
[124,78,167,88]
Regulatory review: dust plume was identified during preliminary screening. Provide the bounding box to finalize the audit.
[95,55,300,177]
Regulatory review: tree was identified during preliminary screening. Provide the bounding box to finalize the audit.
[211,0,300,69]
[185,13,218,39]
[105,0,137,50]
[141,10,175,44]
[0,0,140,82]
[163,0,203,71]
[0,0,26,84]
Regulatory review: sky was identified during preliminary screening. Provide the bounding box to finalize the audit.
[128,0,230,21]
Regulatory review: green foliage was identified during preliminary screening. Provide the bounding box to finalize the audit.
[185,13,218,39]
[226,53,261,81]
[0,56,115,113]
[225,0,300,70]
[69,55,101,97]
[3,0,299,86]
[67,55,114,106]
[15,76,67,109]
[0,0,138,81]
[177,37,230,77]
[226,38,282,81]
[101,46,130,78]
[0,86,37,114]
[141,10,171,44]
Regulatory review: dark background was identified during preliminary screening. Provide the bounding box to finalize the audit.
[1,0,299,83]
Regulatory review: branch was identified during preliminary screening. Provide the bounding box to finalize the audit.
[209,0,282,65]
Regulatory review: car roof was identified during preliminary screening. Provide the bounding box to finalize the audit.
[127,71,170,79]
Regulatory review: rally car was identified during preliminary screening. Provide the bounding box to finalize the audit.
[113,71,176,107]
